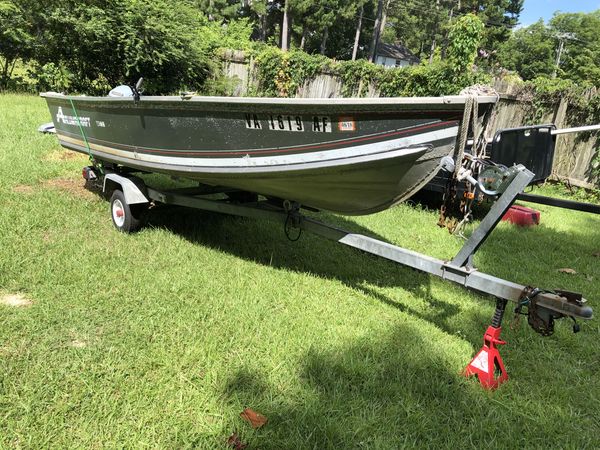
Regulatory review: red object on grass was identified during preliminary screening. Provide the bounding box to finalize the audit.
[464,325,509,390]
[502,205,540,226]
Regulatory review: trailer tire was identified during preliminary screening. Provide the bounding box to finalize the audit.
[109,189,144,233]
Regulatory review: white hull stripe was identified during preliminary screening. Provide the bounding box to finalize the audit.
[58,126,458,169]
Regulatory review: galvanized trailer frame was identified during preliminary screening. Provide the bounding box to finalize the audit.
[94,162,594,388]
[100,165,592,323]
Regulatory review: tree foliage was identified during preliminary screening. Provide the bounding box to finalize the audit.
[549,11,600,84]
[496,10,600,85]
[11,0,600,97]
[0,0,34,88]
[1,0,255,94]
[497,20,554,80]
[447,13,484,72]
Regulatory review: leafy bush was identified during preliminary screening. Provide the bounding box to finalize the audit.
[378,62,490,97]
[117,0,211,94]
[30,62,75,92]
[253,47,331,97]
[336,60,383,97]
[0,0,34,89]
[447,14,484,73]
[16,0,254,95]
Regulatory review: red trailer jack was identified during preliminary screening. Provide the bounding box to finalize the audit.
[464,298,509,389]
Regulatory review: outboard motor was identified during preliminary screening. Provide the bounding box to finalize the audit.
[108,85,135,97]
[108,78,143,102]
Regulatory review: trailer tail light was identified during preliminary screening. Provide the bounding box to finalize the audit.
[82,166,97,181]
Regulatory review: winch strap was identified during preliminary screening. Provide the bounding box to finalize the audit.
[68,98,93,160]
[453,95,475,177]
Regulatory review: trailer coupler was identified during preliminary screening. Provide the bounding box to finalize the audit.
[513,287,584,336]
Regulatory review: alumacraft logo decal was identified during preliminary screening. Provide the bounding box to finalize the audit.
[56,107,91,127]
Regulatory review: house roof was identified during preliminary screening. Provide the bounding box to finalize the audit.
[376,43,420,64]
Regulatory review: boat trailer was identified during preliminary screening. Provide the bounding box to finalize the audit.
[88,163,593,390]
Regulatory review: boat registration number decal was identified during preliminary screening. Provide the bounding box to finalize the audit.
[268,115,304,132]
[244,114,336,133]
[312,116,332,133]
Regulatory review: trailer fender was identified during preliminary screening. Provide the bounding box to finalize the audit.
[103,174,149,205]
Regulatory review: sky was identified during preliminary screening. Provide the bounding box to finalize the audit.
[520,0,600,26]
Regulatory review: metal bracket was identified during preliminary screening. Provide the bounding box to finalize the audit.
[452,165,534,268]
[441,263,478,286]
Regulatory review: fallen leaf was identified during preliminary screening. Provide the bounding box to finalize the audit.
[240,407,268,429]
[558,268,577,275]
[226,432,248,450]
[1,293,33,307]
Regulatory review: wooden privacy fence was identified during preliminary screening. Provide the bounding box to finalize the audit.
[222,51,598,188]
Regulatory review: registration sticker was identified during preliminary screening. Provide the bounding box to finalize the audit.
[338,117,356,132]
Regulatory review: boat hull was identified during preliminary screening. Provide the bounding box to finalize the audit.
[42,94,496,214]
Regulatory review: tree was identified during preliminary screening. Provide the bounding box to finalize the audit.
[384,0,456,61]
[281,0,290,50]
[240,0,276,42]
[196,0,240,21]
[447,13,484,72]
[497,20,555,80]
[351,4,364,60]
[26,0,223,94]
[0,0,34,89]
[382,0,523,64]
[368,0,383,62]
[549,11,600,84]
[463,0,523,61]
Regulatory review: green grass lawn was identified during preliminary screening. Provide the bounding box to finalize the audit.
[1,94,599,449]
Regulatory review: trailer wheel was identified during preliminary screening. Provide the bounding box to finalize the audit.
[109,190,143,233]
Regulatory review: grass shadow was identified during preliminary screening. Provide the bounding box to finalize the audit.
[221,324,476,448]
[141,204,471,333]
[220,321,597,449]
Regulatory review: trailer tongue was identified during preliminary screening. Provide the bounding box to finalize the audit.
[89,161,592,390]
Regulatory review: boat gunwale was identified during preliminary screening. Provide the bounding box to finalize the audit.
[40,92,498,107]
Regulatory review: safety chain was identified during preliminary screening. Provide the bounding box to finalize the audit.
[512,286,556,336]
[283,201,302,242]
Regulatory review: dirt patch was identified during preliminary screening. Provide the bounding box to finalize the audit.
[1,293,33,308]
[43,149,88,163]
[43,177,97,200]
[12,185,35,194]
[14,177,100,200]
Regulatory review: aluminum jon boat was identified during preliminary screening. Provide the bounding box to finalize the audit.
[41,92,497,215]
